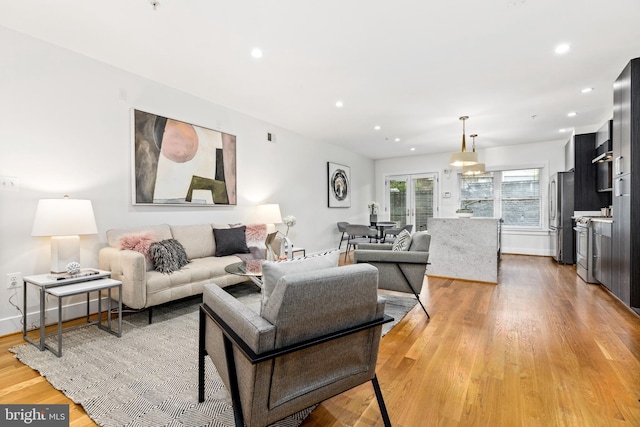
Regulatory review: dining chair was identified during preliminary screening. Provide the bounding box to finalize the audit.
[383,224,413,243]
[344,224,378,262]
[336,221,350,249]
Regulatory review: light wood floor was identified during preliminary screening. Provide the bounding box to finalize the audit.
[1,255,639,426]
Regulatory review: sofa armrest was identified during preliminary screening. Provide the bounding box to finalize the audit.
[98,247,148,309]
[357,243,393,251]
[354,249,429,264]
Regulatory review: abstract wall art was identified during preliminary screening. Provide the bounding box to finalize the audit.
[327,161,350,208]
[132,109,237,206]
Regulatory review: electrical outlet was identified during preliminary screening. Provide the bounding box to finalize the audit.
[6,272,21,289]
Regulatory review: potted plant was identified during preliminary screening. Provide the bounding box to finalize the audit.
[456,201,478,218]
[368,201,379,223]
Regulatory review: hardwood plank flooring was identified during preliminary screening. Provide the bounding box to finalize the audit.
[1,255,639,426]
[301,254,640,427]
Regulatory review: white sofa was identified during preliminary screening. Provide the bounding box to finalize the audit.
[99,223,263,321]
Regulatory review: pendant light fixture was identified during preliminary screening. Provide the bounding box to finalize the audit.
[450,116,478,167]
[463,134,486,175]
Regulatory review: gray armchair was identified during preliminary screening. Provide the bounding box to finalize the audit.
[354,231,431,318]
[199,264,393,427]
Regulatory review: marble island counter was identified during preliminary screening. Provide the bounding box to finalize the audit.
[428,217,501,283]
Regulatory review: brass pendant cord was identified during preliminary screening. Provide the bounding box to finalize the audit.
[460,116,467,152]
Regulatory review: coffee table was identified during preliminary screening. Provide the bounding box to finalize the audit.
[225,260,263,288]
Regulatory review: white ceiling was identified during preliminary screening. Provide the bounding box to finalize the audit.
[2,0,640,159]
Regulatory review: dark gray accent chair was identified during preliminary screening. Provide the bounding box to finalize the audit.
[354,231,431,318]
[198,264,393,427]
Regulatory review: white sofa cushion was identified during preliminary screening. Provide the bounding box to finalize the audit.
[170,224,216,259]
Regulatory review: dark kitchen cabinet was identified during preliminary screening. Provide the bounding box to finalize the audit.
[592,220,612,291]
[565,133,610,210]
[594,120,613,197]
[612,57,640,313]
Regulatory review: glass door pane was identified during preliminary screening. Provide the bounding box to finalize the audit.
[385,173,438,231]
[413,175,436,231]
[388,176,409,227]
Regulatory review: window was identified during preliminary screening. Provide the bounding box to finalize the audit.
[460,168,541,228]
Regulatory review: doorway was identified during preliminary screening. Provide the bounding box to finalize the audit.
[385,173,438,231]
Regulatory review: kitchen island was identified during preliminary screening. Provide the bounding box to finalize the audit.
[428,217,501,283]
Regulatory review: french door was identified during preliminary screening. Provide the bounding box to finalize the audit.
[384,173,438,231]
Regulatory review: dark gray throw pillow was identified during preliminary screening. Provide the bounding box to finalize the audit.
[149,238,190,274]
[213,226,251,256]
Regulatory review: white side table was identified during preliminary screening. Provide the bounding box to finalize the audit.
[285,247,306,257]
[23,270,122,357]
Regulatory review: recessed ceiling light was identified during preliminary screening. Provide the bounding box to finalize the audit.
[251,48,263,59]
[395,138,400,142]
[567,112,577,117]
[335,100,344,108]
[374,125,381,131]
[410,147,416,151]
[555,43,570,55]
[581,87,594,93]
[559,128,568,133]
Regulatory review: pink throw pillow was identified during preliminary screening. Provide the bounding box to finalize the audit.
[120,231,157,262]
[245,224,267,248]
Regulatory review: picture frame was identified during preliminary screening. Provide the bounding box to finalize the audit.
[327,161,351,208]
[132,109,237,206]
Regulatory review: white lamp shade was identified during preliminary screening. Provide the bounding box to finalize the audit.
[256,203,283,225]
[463,162,486,175]
[450,151,478,167]
[31,198,98,236]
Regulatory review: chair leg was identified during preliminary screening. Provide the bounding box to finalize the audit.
[338,232,346,249]
[223,336,246,427]
[397,265,430,318]
[198,306,206,402]
[372,375,392,427]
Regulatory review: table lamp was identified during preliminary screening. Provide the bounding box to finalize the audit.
[256,203,282,232]
[31,196,98,273]
[256,203,294,260]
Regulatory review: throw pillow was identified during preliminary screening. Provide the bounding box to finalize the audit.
[119,231,157,263]
[149,239,190,274]
[245,223,268,249]
[213,226,251,256]
[260,249,340,313]
[392,229,412,251]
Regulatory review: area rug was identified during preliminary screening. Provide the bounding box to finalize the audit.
[10,283,418,427]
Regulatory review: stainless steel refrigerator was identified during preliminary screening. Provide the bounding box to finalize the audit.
[549,171,575,264]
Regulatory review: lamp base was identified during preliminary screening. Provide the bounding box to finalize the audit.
[50,235,80,273]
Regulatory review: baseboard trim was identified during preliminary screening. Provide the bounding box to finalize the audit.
[0,297,107,338]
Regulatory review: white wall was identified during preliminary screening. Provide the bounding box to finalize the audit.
[0,27,374,335]
[374,139,567,256]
